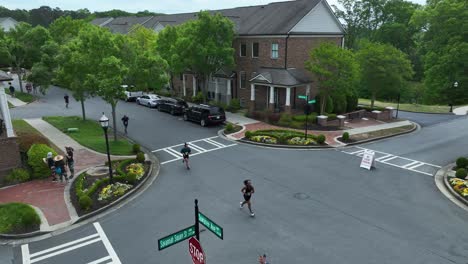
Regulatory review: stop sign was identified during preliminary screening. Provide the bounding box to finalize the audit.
[188,237,205,264]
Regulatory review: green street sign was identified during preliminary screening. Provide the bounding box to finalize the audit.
[158,225,196,250]
[198,212,223,240]
[298,95,307,99]
[308,99,316,104]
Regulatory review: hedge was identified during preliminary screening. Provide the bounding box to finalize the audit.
[27,144,57,179]
[0,203,41,234]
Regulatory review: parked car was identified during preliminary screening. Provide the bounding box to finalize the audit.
[183,104,226,127]
[136,94,162,108]
[158,98,189,115]
[121,85,144,102]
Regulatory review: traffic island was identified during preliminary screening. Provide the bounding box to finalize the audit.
[71,158,153,219]
[442,157,468,204]
[336,121,417,145]
[239,129,330,149]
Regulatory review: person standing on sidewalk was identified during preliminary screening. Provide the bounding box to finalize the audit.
[240,179,255,217]
[65,146,75,179]
[44,152,57,182]
[8,82,15,98]
[64,94,70,108]
[54,155,68,183]
[121,115,129,135]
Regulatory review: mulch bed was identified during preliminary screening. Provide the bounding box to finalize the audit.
[71,160,151,217]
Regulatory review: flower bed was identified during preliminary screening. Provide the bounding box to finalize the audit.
[244,129,326,146]
[448,178,468,198]
[71,158,151,216]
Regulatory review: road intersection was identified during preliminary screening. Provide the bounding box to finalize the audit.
[3,86,468,263]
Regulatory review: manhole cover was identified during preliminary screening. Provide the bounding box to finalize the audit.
[293,193,310,200]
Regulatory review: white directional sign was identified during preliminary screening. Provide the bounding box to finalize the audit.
[360,150,375,170]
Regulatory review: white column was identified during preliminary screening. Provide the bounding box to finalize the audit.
[306,84,310,96]
[182,74,186,97]
[286,87,291,106]
[226,79,231,96]
[250,84,255,101]
[215,78,219,99]
[0,88,14,137]
[269,86,274,104]
[192,75,196,96]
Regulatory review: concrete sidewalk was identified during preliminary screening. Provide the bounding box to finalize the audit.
[225,112,258,125]
[345,120,413,135]
[5,93,27,107]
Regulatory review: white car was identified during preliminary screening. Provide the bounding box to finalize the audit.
[136,94,162,108]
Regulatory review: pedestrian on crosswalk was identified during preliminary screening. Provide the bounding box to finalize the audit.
[180,143,191,170]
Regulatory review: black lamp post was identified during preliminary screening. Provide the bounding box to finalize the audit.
[99,113,113,184]
[449,81,458,113]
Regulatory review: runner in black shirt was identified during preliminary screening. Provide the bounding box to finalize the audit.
[180,143,191,170]
[240,179,255,217]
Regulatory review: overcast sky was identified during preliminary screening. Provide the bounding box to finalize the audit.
[0,0,427,14]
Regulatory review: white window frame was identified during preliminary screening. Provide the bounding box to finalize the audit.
[252,42,259,58]
[239,71,246,89]
[240,43,247,57]
[271,43,279,59]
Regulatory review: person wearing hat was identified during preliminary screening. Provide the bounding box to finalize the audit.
[65,147,75,179]
[54,155,67,182]
[44,152,57,182]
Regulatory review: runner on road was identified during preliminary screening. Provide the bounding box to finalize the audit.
[180,143,191,170]
[121,115,129,135]
[64,94,69,108]
[240,179,255,217]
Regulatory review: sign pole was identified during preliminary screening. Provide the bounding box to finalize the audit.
[194,199,200,241]
[305,95,309,140]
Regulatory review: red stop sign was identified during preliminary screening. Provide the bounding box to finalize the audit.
[188,237,205,264]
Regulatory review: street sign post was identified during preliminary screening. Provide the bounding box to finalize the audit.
[188,237,206,264]
[308,99,316,104]
[198,212,223,240]
[298,95,307,99]
[297,94,317,139]
[158,225,196,251]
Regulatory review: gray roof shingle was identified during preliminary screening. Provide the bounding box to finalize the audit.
[250,67,312,86]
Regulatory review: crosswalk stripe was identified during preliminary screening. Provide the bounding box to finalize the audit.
[164,148,182,158]
[375,154,392,161]
[402,161,420,169]
[190,144,207,152]
[204,138,226,148]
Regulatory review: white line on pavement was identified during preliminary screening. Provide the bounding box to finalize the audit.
[190,144,207,152]
[21,244,30,264]
[29,233,100,258]
[204,138,226,148]
[375,154,393,161]
[94,222,122,264]
[160,143,237,165]
[407,162,424,170]
[402,161,420,169]
[380,156,398,163]
[30,238,102,263]
[164,148,182,158]
[87,255,112,264]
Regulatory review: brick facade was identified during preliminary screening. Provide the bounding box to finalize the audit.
[0,136,21,179]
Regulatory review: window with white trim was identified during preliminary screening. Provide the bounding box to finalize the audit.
[240,71,246,89]
[271,43,279,59]
[240,43,247,57]
[252,42,259,58]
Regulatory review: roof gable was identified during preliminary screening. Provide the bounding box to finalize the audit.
[289,0,344,34]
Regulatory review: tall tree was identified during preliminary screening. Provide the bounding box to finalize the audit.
[49,16,87,45]
[6,22,32,92]
[411,0,467,105]
[306,42,359,115]
[156,25,183,91]
[27,41,59,94]
[356,41,413,108]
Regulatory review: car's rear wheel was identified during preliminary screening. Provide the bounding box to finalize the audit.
[200,119,207,127]
[183,114,188,121]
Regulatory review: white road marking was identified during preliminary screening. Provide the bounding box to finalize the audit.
[342,146,441,176]
[94,222,121,264]
[153,136,237,165]
[21,222,121,264]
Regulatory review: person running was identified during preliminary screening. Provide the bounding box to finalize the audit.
[121,115,129,135]
[180,143,191,170]
[240,179,255,217]
[65,146,75,179]
[8,82,15,98]
[64,94,69,108]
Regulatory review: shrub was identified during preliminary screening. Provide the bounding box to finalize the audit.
[456,168,467,179]
[116,159,137,176]
[132,144,141,154]
[79,195,93,211]
[342,132,350,141]
[326,113,337,120]
[346,93,358,112]
[27,144,57,179]
[267,112,281,124]
[245,131,253,139]
[331,93,347,114]
[317,134,326,144]
[5,168,31,184]
[290,121,304,129]
[288,137,316,145]
[456,157,468,169]
[136,152,145,163]
[0,203,41,234]
[192,91,205,104]
[126,172,138,185]
[227,98,241,113]
[278,113,293,127]
[225,123,234,133]
[250,135,277,144]
[17,133,49,153]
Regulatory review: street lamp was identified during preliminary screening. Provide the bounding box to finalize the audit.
[99,113,113,184]
[450,81,458,113]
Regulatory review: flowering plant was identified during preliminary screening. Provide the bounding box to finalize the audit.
[98,182,132,201]
[288,137,316,145]
[126,163,144,180]
[251,135,277,144]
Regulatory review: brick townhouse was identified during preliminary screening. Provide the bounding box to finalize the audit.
[92,0,345,113]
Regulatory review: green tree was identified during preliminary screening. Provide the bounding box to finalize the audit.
[306,42,359,115]
[356,41,414,108]
[49,16,87,45]
[156,25,184,91]
[27,41,59,94]
[93,56,128,141]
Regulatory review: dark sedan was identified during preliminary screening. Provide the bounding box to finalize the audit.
[157,98,189,115]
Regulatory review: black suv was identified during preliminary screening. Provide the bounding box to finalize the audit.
[183,104,226,127]
[158,98,188,115]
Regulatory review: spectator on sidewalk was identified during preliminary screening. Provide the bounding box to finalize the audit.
[64,94,70,108]
[121,115,129,135]
[44,152,57,182]
[8,82,15,98]
[26,83,32,94]
[54,155,68,183]
[32,83,37,94]
[65,146,75,179]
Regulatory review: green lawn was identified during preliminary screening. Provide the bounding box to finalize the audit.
[12,119,40,135]
[358,98,458,114]
[0,203,41,234]
[43,116,134,155]
[4,88,35,103]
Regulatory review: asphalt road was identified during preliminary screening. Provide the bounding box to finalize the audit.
[2,87,468,264]
[396,110,463,127]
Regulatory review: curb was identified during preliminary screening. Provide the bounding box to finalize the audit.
[434,163,468,212]
[441,165,468,208]
[339,122,418,146]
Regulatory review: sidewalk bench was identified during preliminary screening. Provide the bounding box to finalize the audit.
[65,128,79,133]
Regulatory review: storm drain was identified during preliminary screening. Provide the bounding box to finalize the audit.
[293,192,310,200]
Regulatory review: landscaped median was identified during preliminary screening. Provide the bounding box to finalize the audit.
[337,121,416,145]
[242,129,327,147]
[0,203,41,235]
[43,116,133,155]
[446,157,468,199]
[71,157,152,217]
